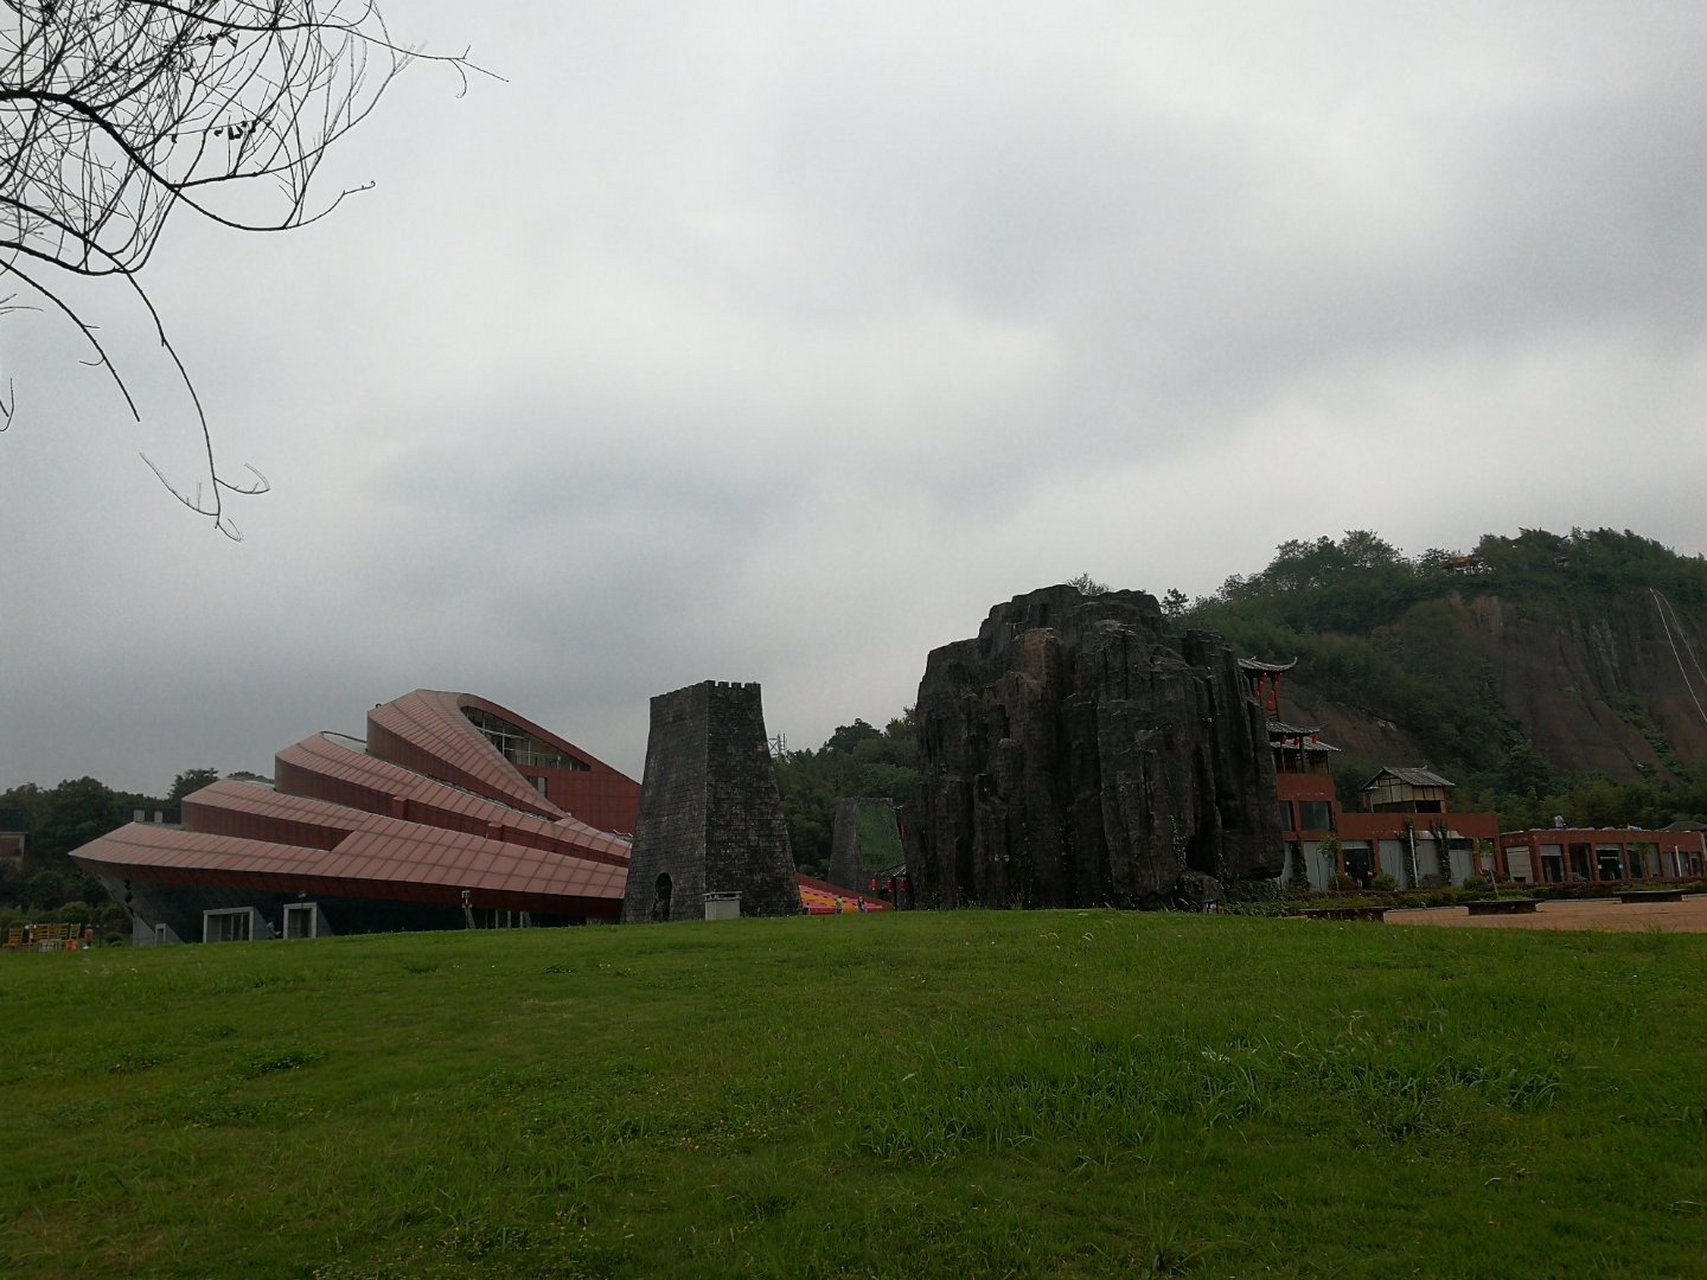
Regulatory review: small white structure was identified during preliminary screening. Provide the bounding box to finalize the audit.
[703,891,742,921]
[282,901,323,939]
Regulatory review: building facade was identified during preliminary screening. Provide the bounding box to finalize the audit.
[1498,826,1706,885]
[72,691,641,943]
[1243,659,1501,890]
[1245,660,1705,891]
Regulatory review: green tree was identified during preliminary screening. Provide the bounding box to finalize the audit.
[33,777,126,861]
[824,721,881,757]
[169,768,221,803]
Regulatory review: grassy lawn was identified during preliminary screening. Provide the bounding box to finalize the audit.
[1,912,1703,1277]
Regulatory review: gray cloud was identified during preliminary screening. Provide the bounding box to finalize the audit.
[4,1,1706,795]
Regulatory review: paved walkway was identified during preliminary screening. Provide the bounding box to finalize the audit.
[1387,895,1707,933]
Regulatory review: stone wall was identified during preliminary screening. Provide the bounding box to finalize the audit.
[909,586,1284,909]
[827,797,900,890]
[827,798,864,891]
[621,681,802,922]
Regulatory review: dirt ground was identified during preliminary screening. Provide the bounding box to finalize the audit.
[1386,895,1707,933]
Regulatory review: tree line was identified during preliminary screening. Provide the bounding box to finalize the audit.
[0,768,234,925]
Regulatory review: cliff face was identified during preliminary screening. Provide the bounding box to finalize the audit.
[1285,591,1707,779]
[1478,592,1707,776]
[909,586,1284,909]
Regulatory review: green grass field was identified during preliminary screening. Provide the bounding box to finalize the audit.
[2,912,1703,1277]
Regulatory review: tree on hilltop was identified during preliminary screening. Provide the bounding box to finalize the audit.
[168,767,220,803]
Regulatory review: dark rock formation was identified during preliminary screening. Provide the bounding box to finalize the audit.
[827,798,897,891]
[621,682,802,922]
[909,586,1284,909]
[827,798,865,891]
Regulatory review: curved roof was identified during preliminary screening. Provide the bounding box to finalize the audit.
[366,690,569,818]
[71,820,624,917]
[74,691,637,924]
[1238,657,1298,674]
[1267,722,1340,753]
[274,733,628,865]
[364,690,638,826]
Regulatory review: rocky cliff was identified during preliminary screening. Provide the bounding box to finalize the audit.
[909,586,1284,909]
[1278,590,1707,781]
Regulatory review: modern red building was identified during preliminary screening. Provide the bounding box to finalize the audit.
[72,691,642,943]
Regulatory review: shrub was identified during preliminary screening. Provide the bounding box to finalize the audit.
[1371,873,1399,892]
[1286,845,1312,893]
[55,901,92,926]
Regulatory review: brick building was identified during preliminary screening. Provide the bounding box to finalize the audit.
[1242,659,1501,889]
[1498,825,1705,885]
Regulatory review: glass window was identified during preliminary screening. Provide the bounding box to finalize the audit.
[1569,844,1592,881]
[1298,801,1334,832]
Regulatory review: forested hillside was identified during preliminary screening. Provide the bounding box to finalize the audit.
[1185,527,1707,828]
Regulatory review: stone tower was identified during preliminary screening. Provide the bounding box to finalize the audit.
[621,681,802,923]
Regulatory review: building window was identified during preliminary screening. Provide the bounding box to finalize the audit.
[203,908,256,943]
[1569,844,1593,882]
[463,707,590,772]
[1297,801,1333,832]
[1343,843,1374,887]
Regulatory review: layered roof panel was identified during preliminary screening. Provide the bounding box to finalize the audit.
[73,691,641,923]
[72,821,622,918]
[367,690,567,818]
[274,733,629,866]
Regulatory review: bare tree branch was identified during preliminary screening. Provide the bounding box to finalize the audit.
[0,0,483,535]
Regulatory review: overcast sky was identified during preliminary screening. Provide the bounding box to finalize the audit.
[4,1,1706,797]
